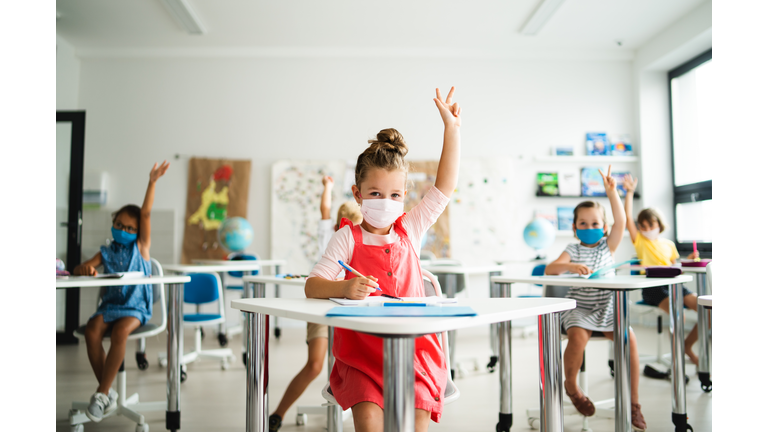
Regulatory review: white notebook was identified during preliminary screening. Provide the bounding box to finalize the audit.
[329,296,458,306]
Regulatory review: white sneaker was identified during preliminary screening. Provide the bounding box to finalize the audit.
[86,392,110,423]
[107,388,118,414]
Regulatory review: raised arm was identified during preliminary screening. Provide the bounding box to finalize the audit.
[320,176,333,220]
[138,161,170,260]
[433,87,461,198]
[599,165,626,253]
[623,174,639,243]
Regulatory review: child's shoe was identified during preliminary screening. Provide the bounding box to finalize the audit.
[107,388,119,413]
[86,392,112,422]
[268,414,282,431]
[631,403,647,431]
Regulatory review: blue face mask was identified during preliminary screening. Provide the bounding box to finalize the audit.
[576,228,604,245]
[111,227,138,245]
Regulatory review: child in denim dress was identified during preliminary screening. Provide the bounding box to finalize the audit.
[73,161,170,423]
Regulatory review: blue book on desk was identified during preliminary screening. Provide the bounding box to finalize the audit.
[326,306,477,317]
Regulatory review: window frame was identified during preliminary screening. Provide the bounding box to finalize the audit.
[668,49,713,258]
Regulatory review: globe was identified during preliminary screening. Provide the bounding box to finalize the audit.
[217,217,254,252]
[523,218,556,255]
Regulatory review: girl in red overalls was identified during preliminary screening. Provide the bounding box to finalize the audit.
[306,87,461,432]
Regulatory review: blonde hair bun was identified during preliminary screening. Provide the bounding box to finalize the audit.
[367,128,408,157]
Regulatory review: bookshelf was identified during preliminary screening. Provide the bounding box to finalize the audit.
[534,155,639,163]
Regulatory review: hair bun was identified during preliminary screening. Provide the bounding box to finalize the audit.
[367,128,408,156]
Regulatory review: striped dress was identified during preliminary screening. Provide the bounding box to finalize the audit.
[561,238,615,332]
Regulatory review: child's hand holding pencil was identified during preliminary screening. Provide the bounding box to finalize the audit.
[338,260,380,300]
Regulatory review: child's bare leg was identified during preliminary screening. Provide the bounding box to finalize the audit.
[272,337,327,419]
[603,330,641,403]
[415,408,431,432]
[683,294,699,366]
[564,327,591,395]
[84,315,110,384]
[351,402,384,432]
[96,317,141,395]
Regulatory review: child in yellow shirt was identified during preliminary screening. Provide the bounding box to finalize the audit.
[624,175,700,366]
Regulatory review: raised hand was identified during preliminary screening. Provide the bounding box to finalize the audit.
[149,160,171,183]
[598,165,617,192]
[623,174,638,194]
[322,175,334,187]
[433,86,461,128]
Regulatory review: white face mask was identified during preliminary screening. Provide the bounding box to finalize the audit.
[361,199,404,229]
[641,228,660,241]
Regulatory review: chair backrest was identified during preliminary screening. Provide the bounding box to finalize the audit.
[706,262,713,292]
[184,273,223,305]
[532,264,546,277]
[149,258,167,329]
[422,268,441,298]
[227,252,259,278]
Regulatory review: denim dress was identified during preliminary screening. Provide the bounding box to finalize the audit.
[91,241,153,326]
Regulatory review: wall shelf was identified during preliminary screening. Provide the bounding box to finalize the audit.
[535,155,639,163]
[536,193,641,199]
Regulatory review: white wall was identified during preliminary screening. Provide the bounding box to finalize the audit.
[76,55,636,267]
[633,1,712,242]
[56,35,80,110]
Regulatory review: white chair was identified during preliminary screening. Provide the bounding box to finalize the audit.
[320,269,461,414]
[525,284,613,431]
[159,272,235,372]
[68,258,167,432]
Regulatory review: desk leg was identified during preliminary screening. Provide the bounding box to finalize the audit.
[245,311,269,432]
[696,273,712,391]
[274,265,281,339]
[496,282,513,432]
[384,337,415,432]
[218,271,228,343]
[166,282,183,432]
[613,291,631,432]
[538,312,563,432]
[327,326,343,432]
[669,283,690,432]
[488,271,502,373]
[243,282,267,366]
[445,274,457,379]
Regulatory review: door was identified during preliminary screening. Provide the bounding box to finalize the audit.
[57,111,86,345]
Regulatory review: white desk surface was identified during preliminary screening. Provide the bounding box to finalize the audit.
[421,264,506,275]
[698,295,712,307]
[192,259,287,267]
[56,275,190,289]
[231,297,575,336]
[242,275,308,287]
[491,275,693,290]
[163,263,266,273]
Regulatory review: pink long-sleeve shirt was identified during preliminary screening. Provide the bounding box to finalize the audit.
[309,186,449,280]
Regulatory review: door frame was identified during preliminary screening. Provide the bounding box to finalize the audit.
[57,111,86,345]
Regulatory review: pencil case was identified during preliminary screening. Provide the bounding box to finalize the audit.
[645,266,682,278]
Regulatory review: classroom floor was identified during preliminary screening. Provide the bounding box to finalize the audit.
[56,322,712,432]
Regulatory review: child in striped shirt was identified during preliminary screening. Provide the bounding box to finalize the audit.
[545,166,646,431]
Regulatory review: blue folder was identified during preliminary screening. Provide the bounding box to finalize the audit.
[326,306,477,317]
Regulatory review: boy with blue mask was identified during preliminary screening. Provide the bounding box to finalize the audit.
[73,161,170,423]
[544,166,648,431]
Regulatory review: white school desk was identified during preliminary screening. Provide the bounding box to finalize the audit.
[56,275,192,432]
[242,275,348,432]
[491,275,694,432]
[232,297,575,432]
[627,264,713,391]
[188,259,287,340]
[420,264,507,377]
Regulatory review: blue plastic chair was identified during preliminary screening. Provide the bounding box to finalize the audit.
[518,264,546,298]
[159,273,235,371]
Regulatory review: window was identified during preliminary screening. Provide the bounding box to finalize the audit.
[669,49,712,257]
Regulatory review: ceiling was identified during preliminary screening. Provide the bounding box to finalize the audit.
[56,0,706,55]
